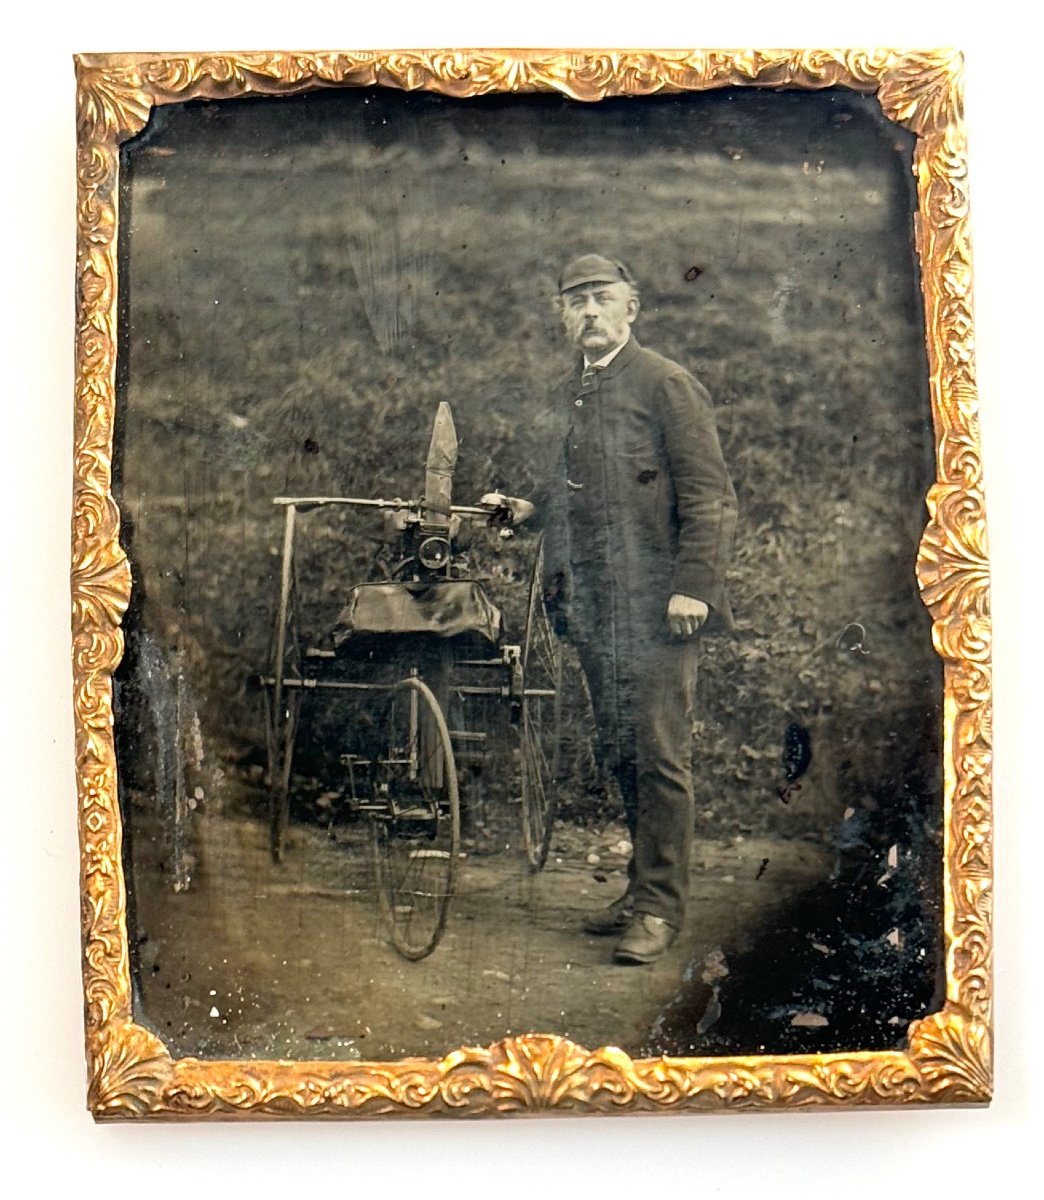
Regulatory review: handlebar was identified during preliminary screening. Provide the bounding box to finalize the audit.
[272,496,494,518]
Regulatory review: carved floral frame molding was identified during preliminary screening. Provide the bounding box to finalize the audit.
[73,48,990,1118]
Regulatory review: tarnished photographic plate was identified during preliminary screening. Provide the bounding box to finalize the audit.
[74,49,991,1118]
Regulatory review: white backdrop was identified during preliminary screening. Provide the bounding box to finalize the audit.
[3,3,1037,1194]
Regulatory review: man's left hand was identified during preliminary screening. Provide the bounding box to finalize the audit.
[667,594,709,638]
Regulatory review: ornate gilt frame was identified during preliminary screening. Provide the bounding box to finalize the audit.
[73,48,990,1118]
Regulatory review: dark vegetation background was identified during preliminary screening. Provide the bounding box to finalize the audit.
[115,86,944,1052]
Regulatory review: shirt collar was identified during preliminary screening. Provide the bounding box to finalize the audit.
[583,337,630,371]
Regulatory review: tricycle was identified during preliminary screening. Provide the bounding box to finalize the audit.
[258,403,562,959]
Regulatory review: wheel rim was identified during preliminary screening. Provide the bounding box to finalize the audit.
[266,575,302,863]
[520,537,563,869]
[370,675,460,959]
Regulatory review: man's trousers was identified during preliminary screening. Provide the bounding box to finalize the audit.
[569,569,699,930]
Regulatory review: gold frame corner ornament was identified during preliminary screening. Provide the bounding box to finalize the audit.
[74,48,991,1119]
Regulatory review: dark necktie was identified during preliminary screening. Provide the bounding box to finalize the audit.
[577,364,601,406]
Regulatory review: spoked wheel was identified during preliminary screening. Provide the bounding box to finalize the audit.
[369,675,460,960]
[264,572,303,864]
[519,536,563,869]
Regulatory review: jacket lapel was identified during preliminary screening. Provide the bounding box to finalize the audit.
[595,336,641,381]
[569,337,641,399]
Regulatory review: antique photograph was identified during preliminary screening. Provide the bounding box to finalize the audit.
[112,79,943,1063]
[72,49,990,1117]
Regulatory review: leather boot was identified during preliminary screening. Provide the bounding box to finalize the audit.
[613,913,678,964]
[581,893,634,936]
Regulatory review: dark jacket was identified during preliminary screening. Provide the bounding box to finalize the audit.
[542,337,737,638]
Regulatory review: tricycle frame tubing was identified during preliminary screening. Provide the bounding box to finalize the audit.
[271,502,297,723]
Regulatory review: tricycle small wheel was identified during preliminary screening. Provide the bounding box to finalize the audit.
[370,675,460,960]
[519,536,563,870]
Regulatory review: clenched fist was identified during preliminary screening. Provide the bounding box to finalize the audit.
[666,593,709,639]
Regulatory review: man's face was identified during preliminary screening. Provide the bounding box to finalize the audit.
[559,281,638,359]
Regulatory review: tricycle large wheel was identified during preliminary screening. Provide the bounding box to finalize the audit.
[264,576,303,864]
[370,675,460,960]
[519,536,563,870]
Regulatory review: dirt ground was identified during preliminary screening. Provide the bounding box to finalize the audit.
[129,806,833,1062]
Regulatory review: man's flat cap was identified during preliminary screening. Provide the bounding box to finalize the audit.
[559,254,636,293]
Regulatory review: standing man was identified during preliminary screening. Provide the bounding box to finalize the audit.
[545,254,737,965]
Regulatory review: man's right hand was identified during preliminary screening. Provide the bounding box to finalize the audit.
[478,493,535,526]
